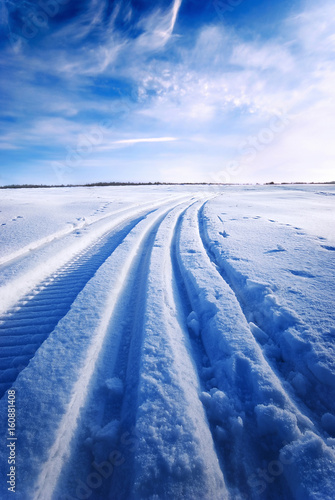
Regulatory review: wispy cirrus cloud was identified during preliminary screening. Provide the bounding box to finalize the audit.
[135,0,183,50]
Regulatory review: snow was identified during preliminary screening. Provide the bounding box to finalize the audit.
[321,413,335,436]
[0,184,334,499]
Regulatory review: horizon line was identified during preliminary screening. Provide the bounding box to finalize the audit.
[1,181,335,189]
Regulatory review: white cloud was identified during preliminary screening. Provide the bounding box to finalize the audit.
[230,42,295,73]
[136,0,183,50]
[132,0,335,181]
[113,137,177,145]
[287,0,335,55]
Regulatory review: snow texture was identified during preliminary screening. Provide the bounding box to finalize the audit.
[0,184,334,500]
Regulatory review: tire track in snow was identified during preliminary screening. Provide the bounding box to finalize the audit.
[129,199,228,499]
[0,212,150,399]
[175,201,262,498]
[0,196,193,398]
[52,197,227,500]
[176,201,335,500]
[30,198,198,500]
[54,204,179,500]
[170,203,235,485]
[0,195,191,317]
[172,202,266,495]
[0,194,187,268]
[198,202,335,427]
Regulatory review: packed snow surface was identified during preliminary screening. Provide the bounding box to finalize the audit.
[0,184,334,500]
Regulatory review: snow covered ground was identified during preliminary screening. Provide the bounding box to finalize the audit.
[0,184,334,500]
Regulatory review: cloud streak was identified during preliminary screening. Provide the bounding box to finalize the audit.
[113,137,178,145]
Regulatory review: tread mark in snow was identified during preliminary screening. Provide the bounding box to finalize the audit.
[172,204,236,486]
[51,204,189,500]
[0,212,149,399]
[173,201,335,499]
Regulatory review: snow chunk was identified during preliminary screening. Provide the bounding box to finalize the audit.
[105,377,124,396]
[245,279,271,299]
[207,388,235,421]
[229,415,244,435]
[255,404,301,442]
[280,432,335,500]
[249,322,268,344]
[199,391,211,408]
[187,311,200,336]
[291,372,309,397]
[282,327,309,355]
[308,359,335,389]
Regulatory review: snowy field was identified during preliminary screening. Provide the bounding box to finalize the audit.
[0,184,334,500]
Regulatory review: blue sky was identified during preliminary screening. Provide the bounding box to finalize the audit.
[0,0,334,185]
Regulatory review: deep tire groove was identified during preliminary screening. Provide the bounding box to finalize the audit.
[54,207,176,500]
[174,202,299,498]
[0,212,149,399]
[172,203,253,495]
[174,203,253,493]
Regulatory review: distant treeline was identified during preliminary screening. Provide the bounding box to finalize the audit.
[0,182,216,189]
[265,181,335,185]
[0,181,334,189]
